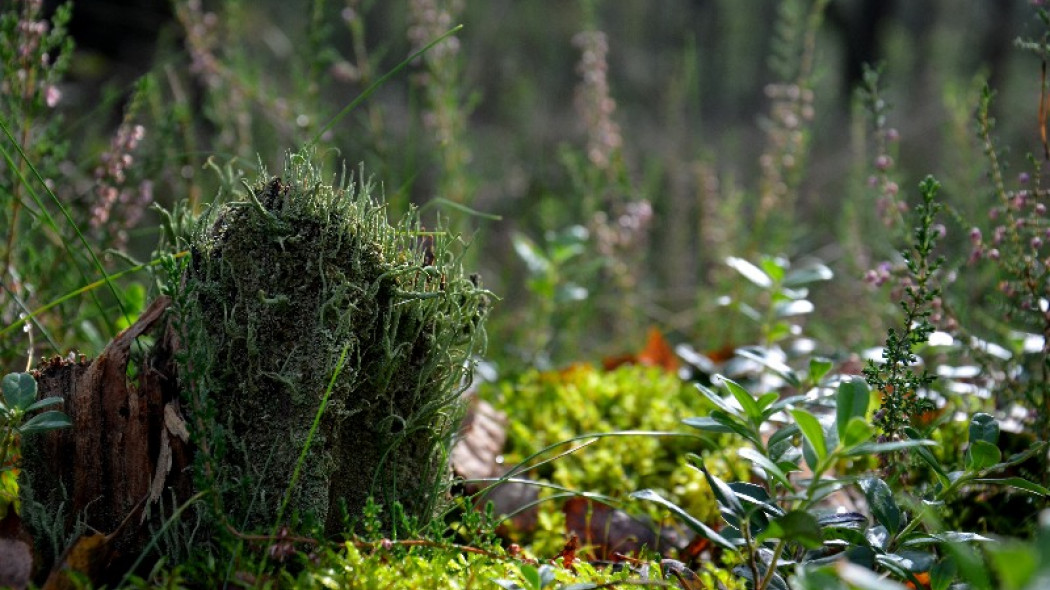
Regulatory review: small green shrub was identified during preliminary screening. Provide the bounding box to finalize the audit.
[480,364,749,554]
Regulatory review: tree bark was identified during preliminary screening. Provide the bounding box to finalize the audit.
[24,296,193,562]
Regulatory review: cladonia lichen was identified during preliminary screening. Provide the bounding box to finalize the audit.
[182,151,489,533]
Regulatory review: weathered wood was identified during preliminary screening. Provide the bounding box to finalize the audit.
[25,296,193,559]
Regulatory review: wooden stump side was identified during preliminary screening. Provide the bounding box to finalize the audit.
[26,296,194,559]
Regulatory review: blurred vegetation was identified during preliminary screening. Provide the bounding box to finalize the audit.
[5,0,1038,370]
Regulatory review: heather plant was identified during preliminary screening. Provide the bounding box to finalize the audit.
[863,177,943,444]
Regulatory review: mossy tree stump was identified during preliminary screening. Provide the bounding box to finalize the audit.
[178,154,489,533]
[24,154,489,563]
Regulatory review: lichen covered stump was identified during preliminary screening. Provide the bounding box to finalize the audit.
[178,154,489,533]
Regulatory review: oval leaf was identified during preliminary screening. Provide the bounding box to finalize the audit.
[726,256,772,288]
[965,440,1001,472]
[738,447,793,489]
[841,417,876,449]
[688,455,745,518]
[2,372,37,411]
[969,413,999,445]
[859,477,900,535]
[18,410,72,435]
[721,377,762,424]
[757,510,823,550]
[783,262,834,287]
[774,299,815,318]
[836,377,870,441]
[25,396,65,413]
[789,408,827,463]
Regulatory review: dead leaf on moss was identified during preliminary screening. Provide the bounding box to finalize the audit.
[42,532,114,590]
[563,497,689,560]
[451,396,506,480]
[602,328,679,373]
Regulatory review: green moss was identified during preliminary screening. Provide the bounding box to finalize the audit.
[480,365,749,554]
[182,152,488,533]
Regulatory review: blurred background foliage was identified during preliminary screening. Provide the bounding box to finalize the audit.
[9,0,1044,370]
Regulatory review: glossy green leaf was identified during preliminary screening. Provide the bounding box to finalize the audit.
[631,489,736,550]
[973,477,1050,496]
[767,423,800,449]
[968,413,999,445]
[708,410,762,446]
[520,564,541,589]
[841,416,876,449]
[965,440,1001,472]
[511,233,550,276]
[860,477,900,535]
[738,447,793,488]
[25,395,64,413]
[808,357,834,384]
[759,255,788,283]
[875,554,931,590]
[721,377,762,424]
[735,348,802,387]
[726,256,772,288]
[835,377,870,441]
[783,262,833,287]
[774,299,814,317]
[681,416,735,433]
[727,481,783,516]
[757,391,780,412]
[834,561,909,590]
[2,372,37,411]
[688,454,745,517]
[790,408,827,462]
[757,510,823,549]
[18,410,72,435]
[694,383,741,418]
[845,439,938,456]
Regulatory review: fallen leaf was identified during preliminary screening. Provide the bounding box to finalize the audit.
[563,497,688,560]
[602,328,679,373]
[555,532,579,572]
[451,397,507,480]
[43,532,114,590]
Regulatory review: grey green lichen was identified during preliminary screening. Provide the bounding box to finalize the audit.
[183,152,489,533]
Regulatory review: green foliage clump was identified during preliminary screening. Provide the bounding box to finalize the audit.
[481,364,747,551]
[177,152,489,534]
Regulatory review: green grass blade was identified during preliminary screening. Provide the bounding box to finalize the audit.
[0,115,126,335]
[0,251,189,339]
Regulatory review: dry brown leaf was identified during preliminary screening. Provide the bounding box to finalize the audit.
[42,533,114,590]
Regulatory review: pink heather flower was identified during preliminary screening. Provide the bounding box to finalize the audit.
[969,227,982,244]
[44,85,60,107]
